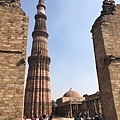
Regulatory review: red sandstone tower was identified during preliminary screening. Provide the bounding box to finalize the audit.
[24,0,51,118]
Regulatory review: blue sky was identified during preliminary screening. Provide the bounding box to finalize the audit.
[21,0,120,100]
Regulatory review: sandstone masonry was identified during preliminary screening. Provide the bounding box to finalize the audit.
[0,1,28,120]
[24,0,52,118]
[91,1,120,120]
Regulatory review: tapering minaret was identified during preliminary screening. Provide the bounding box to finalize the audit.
[24,0,51,118]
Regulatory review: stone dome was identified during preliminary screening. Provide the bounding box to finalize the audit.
[63,89,81,98]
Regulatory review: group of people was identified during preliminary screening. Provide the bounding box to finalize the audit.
[74,115,99,120]
[23,115,52,120]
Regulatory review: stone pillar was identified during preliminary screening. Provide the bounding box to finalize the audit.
[0,0,28,119]
[91,0,120,120]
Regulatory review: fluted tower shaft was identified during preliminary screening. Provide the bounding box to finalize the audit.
[24,0,51,118]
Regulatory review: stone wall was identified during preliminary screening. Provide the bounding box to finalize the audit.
[91,1,120,120]
[0,3,28,120]
[84,92,102,118]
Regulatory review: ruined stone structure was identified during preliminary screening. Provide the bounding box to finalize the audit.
[0,0,28,119]
[84,92,102,118]
[91,0,120,120]
[24,0,52,118]
[52,89,101,119]
[53,89,85,117]
[0,0,20,7]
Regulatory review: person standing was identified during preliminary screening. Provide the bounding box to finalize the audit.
[39,115,43,120]
[31,115,37,120]
[23,115,26,120]
[48,116,52,120]
[43,115,47,120]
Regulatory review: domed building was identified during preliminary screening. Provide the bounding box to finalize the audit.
[63,88,81,98]
[52,88,85,117]
[52,89,102,118]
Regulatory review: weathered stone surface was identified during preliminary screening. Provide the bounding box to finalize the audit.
[0,2,28,120]
[0,0,21,8]
[91,1,120,120]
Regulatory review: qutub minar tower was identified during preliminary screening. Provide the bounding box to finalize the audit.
[24,0,51,118]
